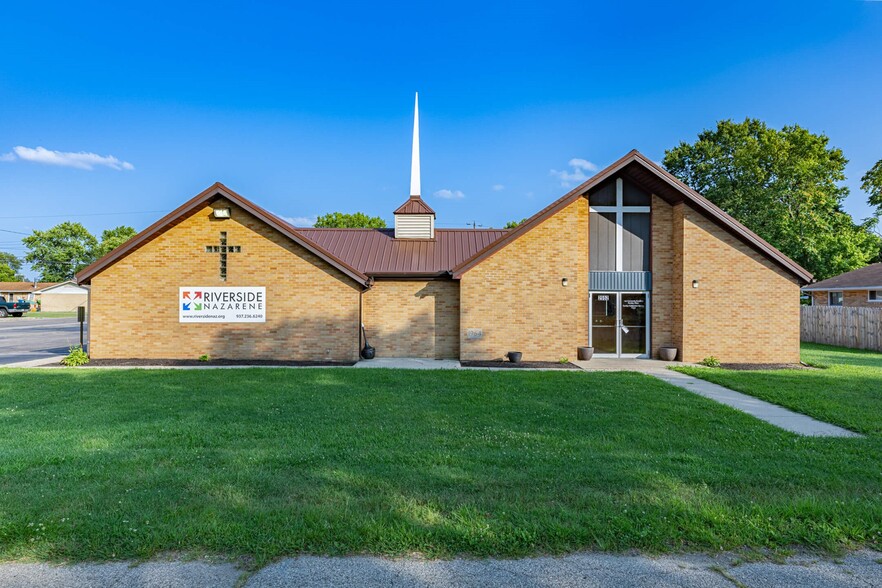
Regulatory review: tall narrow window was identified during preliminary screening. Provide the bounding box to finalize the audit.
[590,178,650,272]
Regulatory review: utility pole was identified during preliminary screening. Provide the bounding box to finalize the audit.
[467,221,484,229]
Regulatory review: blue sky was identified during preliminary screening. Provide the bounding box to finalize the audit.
[2,1,881,277]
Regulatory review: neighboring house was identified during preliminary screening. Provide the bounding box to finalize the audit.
[35,281,89,312]
[802,263,882,307]
[0,282,58,303]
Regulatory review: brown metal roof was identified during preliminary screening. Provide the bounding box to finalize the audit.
[393,196,436,215]
[0,282,59,293]
[295,228,507,276]
[802,263,882,291]
[451,150,813,284]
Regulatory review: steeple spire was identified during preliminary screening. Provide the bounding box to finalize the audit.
[410,92,420,197]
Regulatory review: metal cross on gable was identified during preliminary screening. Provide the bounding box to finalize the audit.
[204,231,241,281]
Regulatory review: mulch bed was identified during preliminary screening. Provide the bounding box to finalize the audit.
[82,358,357,367]
[717,362,817,371]
[460,360,581,370]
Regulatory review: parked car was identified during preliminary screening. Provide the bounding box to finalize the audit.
[0,295,30,317]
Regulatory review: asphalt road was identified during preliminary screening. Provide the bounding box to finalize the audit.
[0,317,85,365]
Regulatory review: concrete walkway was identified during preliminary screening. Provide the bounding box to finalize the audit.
[573,359,860,438]
[0,551,879,587]
[354,357,463,369]
[651,369,860,437]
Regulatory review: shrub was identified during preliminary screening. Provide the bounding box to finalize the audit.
[558,356,569,364]
[61,345,89,367]
[198,354,211,362]
[698,356,722,368]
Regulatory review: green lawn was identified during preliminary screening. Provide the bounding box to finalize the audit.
[0,368,879,565]
[675,343,882,436]
[21,311,78,319]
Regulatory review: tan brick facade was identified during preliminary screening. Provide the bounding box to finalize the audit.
[363,280,460,358]
[459,197,590,361]
[85,178,804,365]
[89,198,362,361]
[811,290,881,307]
[650,195,675,355]
[672,205,802,363]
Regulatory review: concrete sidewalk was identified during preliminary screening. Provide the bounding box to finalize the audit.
[574,358,860,438]
[650,368,861,438]
[0,551,879,587]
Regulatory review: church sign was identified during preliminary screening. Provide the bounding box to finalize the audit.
[179,287,266,323]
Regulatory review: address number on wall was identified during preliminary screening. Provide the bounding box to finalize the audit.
[466,328,483,340]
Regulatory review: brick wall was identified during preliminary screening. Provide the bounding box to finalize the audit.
[362,279,460,358]
[89,198,362,361]
[811,290,879,307]
[674,205,802,363]
[650,195,674,355]
[459,197,589,361]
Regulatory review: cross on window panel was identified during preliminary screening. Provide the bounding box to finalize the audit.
[204,231,241,281]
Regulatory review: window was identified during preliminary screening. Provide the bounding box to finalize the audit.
[829,292,843,306]
[589,178,651,272]
[869,290,881,302]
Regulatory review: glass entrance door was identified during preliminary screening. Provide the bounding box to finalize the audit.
[590,292,649,357]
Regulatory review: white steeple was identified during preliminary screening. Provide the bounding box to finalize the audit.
[410,92,420,197]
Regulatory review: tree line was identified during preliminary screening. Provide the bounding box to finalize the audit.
[0,224,136,282]
[3,118,880,284]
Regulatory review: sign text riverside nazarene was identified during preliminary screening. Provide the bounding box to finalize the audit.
[179,287,266,323]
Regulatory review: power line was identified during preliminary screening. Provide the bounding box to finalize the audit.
[0,209,166,220]
[0,228,28,235]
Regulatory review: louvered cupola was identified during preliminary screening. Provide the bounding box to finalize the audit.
[393,92,436,239]
[394,195,435,239]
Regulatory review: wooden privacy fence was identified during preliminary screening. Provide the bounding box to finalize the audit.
[801,306,882,351]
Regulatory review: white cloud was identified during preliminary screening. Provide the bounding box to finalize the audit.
[550,157,598,187]
[433,189,465,200]
[569,158,598,172]
[492,184,505,192]
[1,146,134,171]
[283,215,318,227]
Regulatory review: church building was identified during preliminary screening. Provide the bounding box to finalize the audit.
[76,97,811,364]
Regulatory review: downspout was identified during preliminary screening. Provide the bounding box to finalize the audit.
[359,277,374,360]
[85,284,91,355]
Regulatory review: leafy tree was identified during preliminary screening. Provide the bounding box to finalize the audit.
[95,225,137,258]
[663,119,881,280]
[314,212,386,228]
[504,218,528,229]
[0,252,23,281]
[862,159,882,214]
[0,263,17,282]
[0,252,22,273]
[23,222,98,282]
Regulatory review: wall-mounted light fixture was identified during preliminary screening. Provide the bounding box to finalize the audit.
[692,279,699,289]
[213,207,231,219]
[561,277,569,287]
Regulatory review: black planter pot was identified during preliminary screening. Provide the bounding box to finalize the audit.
[506,351,523,363]
[577,346,594,361]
